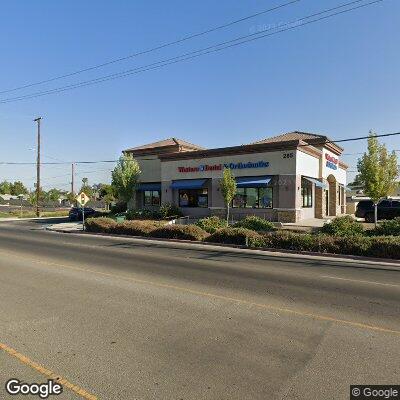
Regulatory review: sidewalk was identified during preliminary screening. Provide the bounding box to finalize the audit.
[281,217,331,232]
[46,222,82,231]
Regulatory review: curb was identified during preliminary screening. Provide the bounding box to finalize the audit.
[46,226,400,267]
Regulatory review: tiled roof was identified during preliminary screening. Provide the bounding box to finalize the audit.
[251,131,327,145]
[124,137,204,152]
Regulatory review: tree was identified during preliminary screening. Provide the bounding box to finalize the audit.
[347,174,363,188]
[10,181,28,196]
[98,184,115,209]
[111,154,141,206]
[28,188,46,206]
[219,168,237,224]
[66,192,75,204]
[0,181,11,194]
[46,188,62,202]
[357,132,399,226]
[80,178,94,198]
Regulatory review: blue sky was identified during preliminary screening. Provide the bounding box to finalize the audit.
[0,0,399,191]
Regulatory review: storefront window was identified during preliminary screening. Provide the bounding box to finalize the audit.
[232,187,273,208]
[144,190,161,206]
[179,189,208,208]
[301,179,313,208]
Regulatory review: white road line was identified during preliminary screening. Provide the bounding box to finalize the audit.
[321,275,400,288]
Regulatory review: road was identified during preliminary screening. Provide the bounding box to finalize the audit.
[0,219,399,400]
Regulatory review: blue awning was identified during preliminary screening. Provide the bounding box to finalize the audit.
[236,176,272,188]
[304,177,327,189]
[137,183,161,191]
[170,179,207,190]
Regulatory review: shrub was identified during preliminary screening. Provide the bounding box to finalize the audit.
[234,216,276,232]
[110,202,127,214]
[320,215,364,237]
[205,227,265,247]
[159,203,182,219]
[261,231,400,259]
[196,216,227,233]
[372,218,400,236]
[85,217,117,233]
[149,224,208,241]
[113,220,161,236]
[126,209,162,220]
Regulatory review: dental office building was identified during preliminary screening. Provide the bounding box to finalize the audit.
[124,132,348,223]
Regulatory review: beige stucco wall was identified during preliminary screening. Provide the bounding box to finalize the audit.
[136,156,161,182]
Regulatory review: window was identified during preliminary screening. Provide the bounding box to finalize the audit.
[144,190,161,206]
[179,189,208,208]
[301,178,313,208]
[232,187,273,208]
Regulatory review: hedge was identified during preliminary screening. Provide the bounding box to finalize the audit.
[84,217,400,259]
[320,215,364,237]
[262,231,400,259]
[113,220,162,236]
[196,216,227,233]
[205,227,265,247]
[234,216,276,232]
[149,224,209,241]
[372,218,400,236]
[85,217,117,233]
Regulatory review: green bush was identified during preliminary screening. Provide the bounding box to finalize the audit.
[196,216,226,233]
[205,227,265,247]
[234,216,276,232]
[159,203,182,219]
[320,215,364,237]
[85,217,117,233]
[149,224,208,241]
[126,209,162,220]
[372,218,400,236]
[261,231,400,259]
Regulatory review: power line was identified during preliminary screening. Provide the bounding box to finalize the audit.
[0,0,384,104]
[1,130,399,166]
[298,131,400,148]
[0,0,300,95]
[343,149,400,155]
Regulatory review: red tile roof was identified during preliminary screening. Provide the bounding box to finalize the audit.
[124,137,204,152]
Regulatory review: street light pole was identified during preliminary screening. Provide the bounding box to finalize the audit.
[34,117,42,217]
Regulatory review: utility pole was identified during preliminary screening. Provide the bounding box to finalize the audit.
[34,117,42,217]
[71,163,75,196]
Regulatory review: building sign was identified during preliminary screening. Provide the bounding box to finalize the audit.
[325,153,338,170]
[178,161,269,173]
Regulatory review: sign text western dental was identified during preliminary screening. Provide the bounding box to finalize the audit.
[178,161,269,173]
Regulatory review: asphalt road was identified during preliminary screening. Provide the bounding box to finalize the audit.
[0,219,399,400]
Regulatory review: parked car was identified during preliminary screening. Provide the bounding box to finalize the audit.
[355,199,400,222]
[69,207,97,221]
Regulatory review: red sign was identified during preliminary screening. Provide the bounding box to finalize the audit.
[178,164,222,173]
[325,153,338,164]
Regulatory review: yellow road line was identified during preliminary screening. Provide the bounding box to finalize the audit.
[0,342,97,400]
[1,249,400,337]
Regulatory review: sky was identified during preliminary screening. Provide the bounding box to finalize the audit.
[0,0,399,191]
